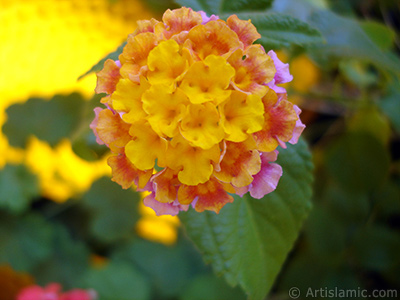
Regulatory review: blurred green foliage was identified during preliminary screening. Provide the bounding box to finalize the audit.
[1,0,400,299]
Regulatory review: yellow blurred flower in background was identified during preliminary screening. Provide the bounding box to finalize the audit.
[0,0,152,102]
[0,0,152,193]
[25,137,109,202]
[289,54,321,93]
[136,195,180,245]
[0,0,179,244]
[275,51,321,105]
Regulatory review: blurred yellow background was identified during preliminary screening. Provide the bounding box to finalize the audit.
[0,0,180,245]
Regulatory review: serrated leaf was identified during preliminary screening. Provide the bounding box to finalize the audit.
[79,42,126,80]
[82,177,141,244]
[3,93,85,148]
[0,213,53,271]
[231,12,324,49]
[0,164,39,214]
[179,139,313,300]
[83,261,151,300]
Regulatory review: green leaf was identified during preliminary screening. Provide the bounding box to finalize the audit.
[303,0,329,9]
[82,177,141,244]
[360,20,396,51]
[70,94,110,161]
[3,93,85,148]
[175,0,222,15]
[31,224,90,289]
[221,0,273,13]
[0,213,53,271]
[325,132,391,192]
[0,164,39,214]
[339,60,379,88]
[176,0,273,14]
[232,12,324,49]
[71,134,109,161]
[308,10,400,73]
[179,138,313,300]
[83,261,151,300]
[271,0,400,73]
[79,42,126,80]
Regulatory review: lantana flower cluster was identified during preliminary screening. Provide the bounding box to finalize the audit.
[91,7,304,215]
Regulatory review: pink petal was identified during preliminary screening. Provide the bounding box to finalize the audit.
[143,193,189,216]
[234,185,249,197]
[267,50,293,84]
[275,136,288,149]
[261,150,278,162]
[199,11,219,24]
[266,79,287,94]
[289,105,305,145]
[249,151,282,199]
[89,107,104,145]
